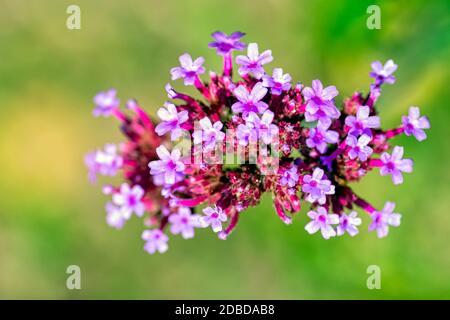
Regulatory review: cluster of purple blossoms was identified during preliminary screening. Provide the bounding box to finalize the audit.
[86,31,430,254]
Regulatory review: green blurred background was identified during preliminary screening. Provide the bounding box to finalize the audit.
[0,0,449,299]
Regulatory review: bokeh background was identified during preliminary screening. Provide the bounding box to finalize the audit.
[0,0,449,299]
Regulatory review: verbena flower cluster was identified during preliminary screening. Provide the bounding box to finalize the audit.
[86,31,430,254]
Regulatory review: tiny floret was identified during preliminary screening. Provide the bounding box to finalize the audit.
[170,53,205,86]
[305,206,339,239]
[368,202,401,238]
[402,106,430,141]
[235,43,273,79]
[380,146,413,184]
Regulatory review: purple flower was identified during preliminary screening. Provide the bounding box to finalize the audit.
[155,102,189,140]
[85,144,123,183]
[346,134,373,161]
[380,146,413,184]
[192,117,226,151]
[148,146,185,185]
[105,202,126,229]
[280,165,299,188]
[244,110,279,144]
[306,123,339,154]
[232,82,268,116]
[235,43,273,79]
[201,206,227,233]
[336,211,361,237]
[168,207,201,239]
[368,201,401,238]
[402,106,430,141]
[345,105,380,136]
[170,53,205,86]
[302,168,335,205]
[208,31,246,55]
[93,89,120,117]
[236,123,258,146]
[262,68,291,95]
[302,80,340,127]
[112,183,145,219]
[142,229,169,254]
[370,59,397,86]
[305,206,339,239]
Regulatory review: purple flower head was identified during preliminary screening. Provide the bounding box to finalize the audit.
[302,168,335,205]
[235,43,273,79]
[201,205,227,233]
[208,31,246,56]
[93,89,120,117]
[336,211,362,237]
[346,134,373,161]
[368,201,401,238]
[142,229,169,254]
[232,82,268,116]
[148,146,185,185]
[168,207,201,239]
[170,53,205,86]
[262,68,292,95]
[370,59,397,86]
[302,80,340,127]
[306,123,339,154]
[280,165,299,188]
[192,117,226,151]
[105,202,126,229]
[380,146,413,185]
[345,105,380,136]
[402,106,430,141]
[155,102,189,141]
[112,183,145,219]
[305,206,339,239]
[244,110,279,144]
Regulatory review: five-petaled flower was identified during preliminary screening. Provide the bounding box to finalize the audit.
[379,146,413,185]
[170,53,205,86]
[302,168,335,205]
[368,202,402,238]
[155,102,189,141]
[105,202,126,229]
[112,183,145,219]
[336,211,362,237]
[235,43,273,79]
[402,106,430,142]
[148,146,185,185]
[208,31,246,56]
[93,89,120,117]
[370,59,397,86]
[302,80,340,127]
[201,206,227,233]
[232,82,269,116]
[306,123,339,154]
[280,165,299,188]
[305,206,339,239]
[345,105,380,137]
[346,134,373,161]
[262,68,292,95]
[168,207,201,239]
[192,117,226,151]
[142,229,169,254]
[243,110,279,144]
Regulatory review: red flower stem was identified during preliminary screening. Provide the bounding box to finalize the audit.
[385,127,404,139]
[194,76,211,99]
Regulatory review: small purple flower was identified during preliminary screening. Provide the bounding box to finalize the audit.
[280,165,299,188]
[148,146,185,185]
[168,207,201,239]
[201,206,227,233]
[302,168,335,205]
[232,82,268,116]
[236,122,258,146]
[192,117,226,151]
[370,59,397,86]
[105,202,126,229]
[85,144,123,183]
[262,68,291,95]
[235,43,273,79]
[336,211,362,237]
[244,110,279,144]
[93,89,120,117]
[170,53,205,86]
[402,106,430,141]
[346,134,373,161]
[380,146,413,185]
[302,80,340,127]
[345,105,380,136]
[155,102,189,140]
[142,229,169,254]
[305,206,339,239]
[208,31,246,55]
[112,183,145,219]
[306,123,339,154]
[368,201,401,238]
